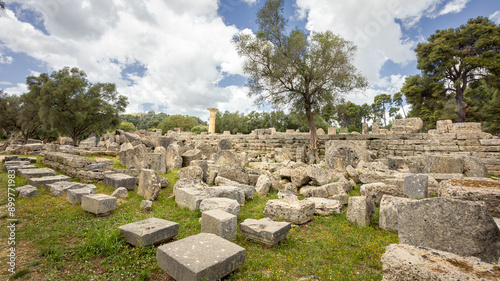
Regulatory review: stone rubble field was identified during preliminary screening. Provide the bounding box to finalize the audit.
[2,118,500,280]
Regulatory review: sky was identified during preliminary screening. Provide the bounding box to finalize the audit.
[0,0,499,122]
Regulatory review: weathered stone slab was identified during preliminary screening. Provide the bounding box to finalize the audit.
[66,186,96,204]
[398,197,500,262]
[439,179,500,217]
[157,233,245,281]
[299,185,328,198]
[206,186,245,205]
[144,153,167,174]
[381,244,500,281]
[177,166,204,181]
[137,169,162,201]
[2,155,18,162]
[391,118,423,133]
[240,218,291,247]
[255,174,271,195]
[217,165,249,184]
[263,199,315,225]
[81,194,117,216]
[119,218,179,247]
[403,173,428,199]
[173,178,209,191]
[17,168,56,179]
[306,165,328,186]
[346,196,375,227]
[360,182,404,206]
[174,187,209,211]
[201,209,237,241]
[28,175,71,187]
[305,197,344,216]
[140,200,152,210]
[200,198,240,216]
[277,190,298,200]
[47,181,84,197]
[84,163,107,171]
[379,195,414,232]
[15,185,38,198]
[103,173,136,190]
[325,140,370,170]
[111,187,128,199]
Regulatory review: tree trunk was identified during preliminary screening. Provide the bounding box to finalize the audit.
[305,104,319,163]
[71,132,78,146]
[456,88,466,122]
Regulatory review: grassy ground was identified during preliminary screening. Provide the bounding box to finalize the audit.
[0,155,398,280]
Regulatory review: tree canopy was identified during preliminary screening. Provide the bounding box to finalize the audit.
[234,0,367,162]
[413,16,500,122]
[32,67,128,145]
[158,115,198,133]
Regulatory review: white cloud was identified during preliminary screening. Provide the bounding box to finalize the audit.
[3,83,28,96]
[490,10,500,24]
[242,0,257,5]
[438,0,470,16]
[0,0,248,120]
[0,53,13,64]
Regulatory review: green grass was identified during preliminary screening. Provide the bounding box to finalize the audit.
[0,155,398,280]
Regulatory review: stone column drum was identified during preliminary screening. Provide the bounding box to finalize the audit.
[207,108,218,134]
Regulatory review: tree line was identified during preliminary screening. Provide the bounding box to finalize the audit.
[0,67,128,145]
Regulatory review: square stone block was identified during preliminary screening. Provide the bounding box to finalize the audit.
[119,218,179,247]
[157,233,245,281]
[174,187,208,211]
[67,187,96,204]
[201,209,237,241]
[81,194,117,216]
[17,168,56,179]
[48,182,85,197]
[28,175,71,187]
[239,218,291,247]
[403,173,429,199]
[103,173,136,190]
[206,186,245,205]
[15,185,38,198]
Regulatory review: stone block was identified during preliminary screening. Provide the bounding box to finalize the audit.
[403,173,428,199]
[103,173,136,190]
[263,199,315,225]
[84,163,107,171]
[277,190,298,200]
[379,195,414,232]
[48,181,84,197]
[177,166,204,181]
[111,187,128,199]
[140,200,152,210]
[66,187,96,204]
[28,175,71,187]
[453,122,481,133]
[299,186,328,198]
[200,198,240,216]
[206,186,245,205]
[174,187,209,211]
[144,153,167,174]
[17,168,56,178]
[255,174,271,195]
[439,179,500,217]
[81,194,117,216]
[15,185,38,198]
[157,233,245,281]
[201,209,237,241]
[346,196,375,227]
[305,197,343,216]
[381,244,500,281]
[137,169,162,201]
[119,218,179,247]
[240,218,291,247]
[398,198,500,262]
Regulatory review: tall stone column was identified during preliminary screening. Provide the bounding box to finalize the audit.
[207,108,218,134]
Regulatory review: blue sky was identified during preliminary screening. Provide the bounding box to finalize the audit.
[0,0,499,121]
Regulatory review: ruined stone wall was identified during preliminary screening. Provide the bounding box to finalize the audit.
[178,131,500,175]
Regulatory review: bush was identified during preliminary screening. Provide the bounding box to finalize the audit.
[191,125,208,134]
[118,121,136,132]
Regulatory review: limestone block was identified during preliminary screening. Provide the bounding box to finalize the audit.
[325,140,370,170]
[436,119,454,134]
[15,185,38,198]
[361,182,404,206]
[299,186,328,198]
[263,199,315,225]
[398,198,500,262]
[346,196,375,227]
[137,169,162,201]
[217,165,249,184]
[200,198,240,216]
[181,149,203,167]
[140,200,152,210]
[306,165,328,186]
[439,179,500,217]
[81,194,117,216]
[119,218,179,247]
[214,150,240,166]
[103,173,136,190]
[28,175,71,187]
[206,186,245,205]
[239,218,291,247]
[255,174,271,195]
[201,209,237,241]
[157,233,245,281]
[381,244,500,281]
[17,168,56,179]
[305,197,344,216]
[277,190,298,200]
[48,181,85,197]
[174,187,209,211]
[403,173,428,199]
[378,195,414,232]
[173,178,209,191]
[111,187,128,199]
[166,143,183,170]
[453,122,482,133]
[177,166,204,181]
[144,153,167,174]
[66,187,96,204]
